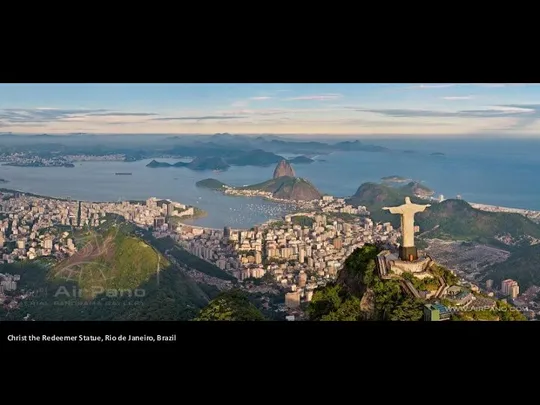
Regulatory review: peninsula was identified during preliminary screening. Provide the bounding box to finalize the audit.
[3,162,75,168]
[196,160,322,202]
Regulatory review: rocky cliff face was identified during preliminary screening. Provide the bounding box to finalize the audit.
[273,160,295,179]
[272,177,322,201]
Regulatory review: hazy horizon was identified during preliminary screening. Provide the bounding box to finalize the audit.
[2,83,540,136]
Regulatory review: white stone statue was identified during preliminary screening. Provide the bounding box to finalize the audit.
[382,197,431,248]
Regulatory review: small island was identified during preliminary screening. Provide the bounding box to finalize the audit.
[146,160,174,168]
[381,175,411,183]
[0,178,8,183]
[431,152,446,156]
[196,179,228,190]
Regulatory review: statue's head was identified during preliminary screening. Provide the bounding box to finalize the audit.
[405,197,412,204]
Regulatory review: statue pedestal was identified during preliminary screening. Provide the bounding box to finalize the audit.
[388,257,432,276]
[399,246,418,261]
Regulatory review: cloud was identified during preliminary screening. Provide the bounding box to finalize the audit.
[151,115,248,121]
[220,109,284,117]
[217,107,341,117]
[0,108,109,123]
[287,93,343,101]
[0,108,159,126]
[231,100,249,108]
[86,112,158,117]
[341,119,453,127]
[360,104,540,131]
[442,96,474,100]
[360,106,535,118]
[249,96,272,100]
[416,84,458,89]
[501,104,540,110]
[413,83,540,90]
[493,104,540,130]
[100,121,135,125]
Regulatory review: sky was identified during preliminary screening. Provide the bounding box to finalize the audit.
[2,83,540,136]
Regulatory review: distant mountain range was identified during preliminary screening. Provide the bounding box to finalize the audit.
[0,133,391,166]
[146,149,316,171]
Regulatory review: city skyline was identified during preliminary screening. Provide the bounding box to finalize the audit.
[2,83,540,136]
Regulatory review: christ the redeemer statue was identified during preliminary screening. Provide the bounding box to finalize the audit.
[383,197,431,261]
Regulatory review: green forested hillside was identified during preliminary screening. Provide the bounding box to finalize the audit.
[0,224,212,321]
[195,289,266,321]
[483,244,540,290]
[347,182,540,245]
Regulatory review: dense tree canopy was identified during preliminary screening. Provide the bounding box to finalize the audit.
[308,245,424,321]
[195,289,266,321]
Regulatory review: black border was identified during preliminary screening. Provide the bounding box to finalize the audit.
[1,321,538,353]
[3,36,538,83]
[4,9,538,83]
[2,34,540,358]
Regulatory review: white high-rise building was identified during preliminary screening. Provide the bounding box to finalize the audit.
[501,279,519,298]
[43,238,53,250]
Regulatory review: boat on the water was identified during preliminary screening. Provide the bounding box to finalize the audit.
[115,172,132,175]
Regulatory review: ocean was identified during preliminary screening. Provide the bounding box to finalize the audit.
[1,138,540,228]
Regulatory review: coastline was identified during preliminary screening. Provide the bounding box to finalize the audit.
[4,184,540,230]
[222,190,301,206]
[197,184,313,208]
[469,202,540,222]
[0,187,208,222]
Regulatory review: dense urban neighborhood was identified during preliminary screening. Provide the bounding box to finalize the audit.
[1,188,538,321]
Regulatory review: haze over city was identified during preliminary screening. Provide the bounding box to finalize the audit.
[2,83,540,136]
